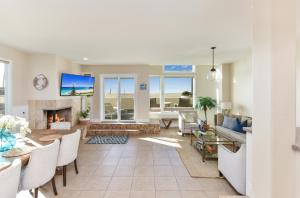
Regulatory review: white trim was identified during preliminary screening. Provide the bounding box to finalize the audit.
[0,58,12,115]
[100,74,137,122]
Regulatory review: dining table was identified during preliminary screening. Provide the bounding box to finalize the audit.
[0,129,77,171]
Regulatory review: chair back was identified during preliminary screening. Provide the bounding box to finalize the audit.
[21,140,60,190]
[0,159,21,198]
[57,130,81,166]
[50,122,71,130]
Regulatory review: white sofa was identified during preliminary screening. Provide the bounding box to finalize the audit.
[218,144,246,195]
[178,110,198,136]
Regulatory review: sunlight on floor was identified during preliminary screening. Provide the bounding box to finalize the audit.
[17,190,48,198]
[138,137,182,148]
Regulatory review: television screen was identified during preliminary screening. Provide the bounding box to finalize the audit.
[60,73,95,96]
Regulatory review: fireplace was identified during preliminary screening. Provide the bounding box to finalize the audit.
[44,107,72,129]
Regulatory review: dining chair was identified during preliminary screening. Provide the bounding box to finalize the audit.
[0,159,21,198]
[20,139,60,198]
[56,129,81,186]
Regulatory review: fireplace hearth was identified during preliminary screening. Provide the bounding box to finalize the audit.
[44,107,72,129]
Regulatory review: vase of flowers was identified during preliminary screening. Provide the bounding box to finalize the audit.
[0,115,31,152]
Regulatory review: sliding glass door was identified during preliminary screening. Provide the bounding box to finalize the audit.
[102,75,136,121]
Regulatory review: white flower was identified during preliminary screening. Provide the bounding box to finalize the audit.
[0,115,31,136]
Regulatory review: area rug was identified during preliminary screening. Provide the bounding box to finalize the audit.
[87,135,128,144]
[176,135,221,178]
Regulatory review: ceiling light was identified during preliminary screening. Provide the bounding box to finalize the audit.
[83,57,88,61]
[206,47,222,81]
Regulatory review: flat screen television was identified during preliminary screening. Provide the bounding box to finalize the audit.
[60,73,95,96]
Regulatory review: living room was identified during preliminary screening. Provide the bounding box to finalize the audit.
[0,1,299,198]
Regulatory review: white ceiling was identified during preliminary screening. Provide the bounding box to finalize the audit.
[0,0,252,65]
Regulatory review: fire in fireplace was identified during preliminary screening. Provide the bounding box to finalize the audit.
[45,107,72,129]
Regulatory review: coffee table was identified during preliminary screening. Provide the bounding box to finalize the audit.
[190,130,236,162]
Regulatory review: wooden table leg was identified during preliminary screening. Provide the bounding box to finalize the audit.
[161,119,173,129]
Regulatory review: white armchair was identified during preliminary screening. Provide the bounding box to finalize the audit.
[218,144,246,195]
[0,159,21,198]
[50,122,71,130]
[57,130,81,187]
[20,140,60,198]
[178,110,198,136]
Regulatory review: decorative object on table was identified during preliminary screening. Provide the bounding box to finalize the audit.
[38,134,63,142]
[87,135,128,144]
[221,101,232,116]
[79,101,91,124]
[195,96,216,131]
[206,47,222,81]
[0,115,31,152]
[139,83,147,90]
[33,74,48,90]
[198,120,209,132]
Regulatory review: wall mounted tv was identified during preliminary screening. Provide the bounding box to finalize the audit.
[60,73,95,96]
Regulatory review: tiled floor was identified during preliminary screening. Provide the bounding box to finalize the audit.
[17,129,237,198]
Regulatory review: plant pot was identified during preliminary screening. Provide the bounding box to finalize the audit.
[79,118,90,125]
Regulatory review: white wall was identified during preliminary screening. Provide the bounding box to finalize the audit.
[230,55,252,116]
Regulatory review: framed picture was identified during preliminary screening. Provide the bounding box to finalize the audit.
[139,83,147,90]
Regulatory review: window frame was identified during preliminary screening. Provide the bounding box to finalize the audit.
[0,60,11,115]
[163,65,195,74]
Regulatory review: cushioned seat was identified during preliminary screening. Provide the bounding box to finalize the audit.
[216,126,246,143]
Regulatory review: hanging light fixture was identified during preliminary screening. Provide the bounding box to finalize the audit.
[206,47,221,81]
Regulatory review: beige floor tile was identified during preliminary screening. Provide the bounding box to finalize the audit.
[134,166,154,176]
[77,190,106,198]
[94,165,116,176]
[66,176,89,190]
[104,190,130,198]
[135,158,153,166]
[156,190,181,198]
[155,177,179,190]
[154,158,171,165]
[85,176,111,190]
[154,166,174,177]
[102,157,120,166]
[56,189,81,198]
[130,191,156,198]
[131,177,155,191]
[108,177,133,190]
[118,157,136,166]
[114,166,135,176]
[172,165,190,177]
[181,190,208,198]
[176,177,203,191]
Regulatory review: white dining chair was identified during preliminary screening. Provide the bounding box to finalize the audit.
[20,139,60,198]
[57,129,81,186]
[50,122,71,130]
[0,159,21,198]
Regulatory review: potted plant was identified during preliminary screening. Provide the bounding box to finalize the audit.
[181,91,192,99]
[195,96,217,131]
[79,106,91,125]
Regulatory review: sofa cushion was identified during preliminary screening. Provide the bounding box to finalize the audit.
[222,116,239,130]
[232,119,248,133]
[216,126,246,143]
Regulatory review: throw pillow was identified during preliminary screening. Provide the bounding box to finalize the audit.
[232,119,248,133]
[222,116,237,130]
[198,120,207,132]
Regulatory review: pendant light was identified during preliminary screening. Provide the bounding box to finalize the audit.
[206,47,221,81]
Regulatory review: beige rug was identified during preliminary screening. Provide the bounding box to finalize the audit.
[176,135,221,178]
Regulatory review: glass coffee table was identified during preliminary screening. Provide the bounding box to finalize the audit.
[190,129,236,162]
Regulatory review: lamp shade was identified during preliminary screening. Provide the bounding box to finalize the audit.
[221,102,232,110]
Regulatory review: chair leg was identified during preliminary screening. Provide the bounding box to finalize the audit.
[34,188,38,198]
[51,176,58,196]
[74,159,79,174]
[63,165,67,187]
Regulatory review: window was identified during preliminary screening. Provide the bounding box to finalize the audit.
[149,75,194,111]
[0,61,7,114]
[102,75,135,121]
[164,65,194,73]
[149,76,161,110]
[164,77,193,108]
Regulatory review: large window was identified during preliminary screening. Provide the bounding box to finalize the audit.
[149,76,161,110]
[0,61,7,114]
[149,76,194,111]
[102,75,135,121]
[164,65,194,73]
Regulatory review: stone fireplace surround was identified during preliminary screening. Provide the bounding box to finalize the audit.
[28,99,80,129]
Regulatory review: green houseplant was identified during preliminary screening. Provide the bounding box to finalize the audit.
[195,97,217,130]
[79,105,91,124]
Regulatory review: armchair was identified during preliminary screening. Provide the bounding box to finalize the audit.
[178,110,198,136]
